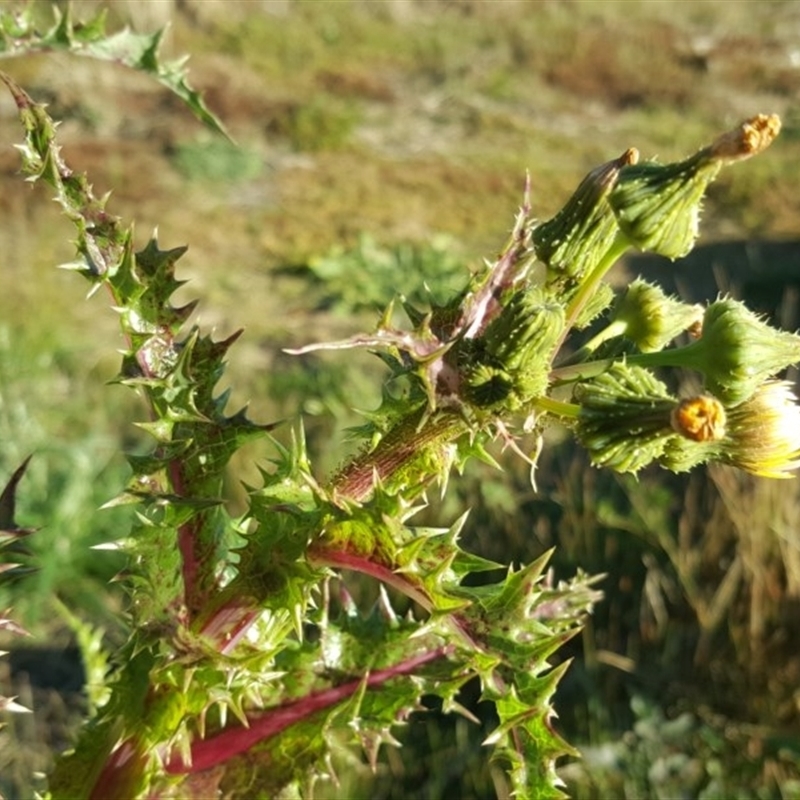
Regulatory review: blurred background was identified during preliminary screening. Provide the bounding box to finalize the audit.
[1,1,800,797]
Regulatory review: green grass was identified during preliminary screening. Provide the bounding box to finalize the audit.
[0,322,132,632]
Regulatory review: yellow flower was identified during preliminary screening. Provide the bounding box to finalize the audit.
[723,381,800,478]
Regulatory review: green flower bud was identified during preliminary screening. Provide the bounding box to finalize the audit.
[685,298,800,406]
[574,364,677,473]
[611,279,703,353]
[464,291,565,411]
[533,149,638,286]
[609,115,780,260]
[609,156,719,260]
[573,282,615,330]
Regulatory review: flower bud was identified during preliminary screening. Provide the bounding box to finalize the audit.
[611,280,703,353]
[533,149,638,286]
[609,115,780,260]
[464,291,565,411]
[684,299,800,406]
[574,364,677,473]
[609,155,719,260]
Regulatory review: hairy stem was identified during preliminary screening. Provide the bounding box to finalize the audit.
[331,408,469,502]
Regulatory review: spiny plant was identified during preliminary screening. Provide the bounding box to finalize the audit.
[2,6,800,800]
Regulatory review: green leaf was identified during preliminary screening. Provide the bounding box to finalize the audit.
[487,663,577,800]
[0,5,228,137]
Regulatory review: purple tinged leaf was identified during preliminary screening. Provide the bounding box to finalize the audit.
[0,456,34,534]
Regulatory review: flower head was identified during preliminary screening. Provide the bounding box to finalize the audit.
[533,148,637,286]
[721,381,800,478]
[609,155,719,260]
[462,290,565,411]
[574,364,678,473]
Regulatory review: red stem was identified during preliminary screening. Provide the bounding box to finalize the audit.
[197,600,262,655]
[89,738,149,800]
[309,545,483,652]
[164,645,453,774]
[307,545,434,612]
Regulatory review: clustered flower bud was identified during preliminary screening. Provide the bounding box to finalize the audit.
[294,113,799,482]
[551,115,793,477]
[462,290,565,411]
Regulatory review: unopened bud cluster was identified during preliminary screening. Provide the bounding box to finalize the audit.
[460,291,564,411]
[305,114,800,481]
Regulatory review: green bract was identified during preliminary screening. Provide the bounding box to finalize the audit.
[607,279,703,354]
[610,156,721,259]
[573,364,678,474]
[690,298,800,405]
[463,292,565,411]
[533,149,636,286]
